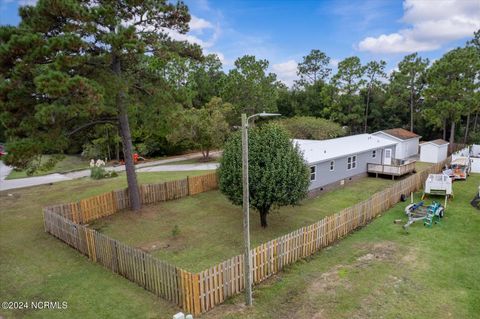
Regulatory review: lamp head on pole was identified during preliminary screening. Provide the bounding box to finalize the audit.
[246,111,281,123]
[258,111,281,117]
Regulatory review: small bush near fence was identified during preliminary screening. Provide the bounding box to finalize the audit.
[43,161,449,315]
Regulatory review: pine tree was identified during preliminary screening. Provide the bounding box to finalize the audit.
[0,0,200,210]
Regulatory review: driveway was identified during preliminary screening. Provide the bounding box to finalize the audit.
[0,151,221,191]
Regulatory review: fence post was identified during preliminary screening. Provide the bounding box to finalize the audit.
[192,273,201,315]
[187,176,190,196]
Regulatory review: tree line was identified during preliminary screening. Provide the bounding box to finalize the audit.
[0,1,479,210]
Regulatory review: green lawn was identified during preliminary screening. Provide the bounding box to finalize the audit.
[2,172,478,319]
[91,177,394,272]
[6,155,90,179]
[415,161,435,172]
[201,175,480,319]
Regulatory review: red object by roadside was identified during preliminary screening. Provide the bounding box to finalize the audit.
[133,153,139,164]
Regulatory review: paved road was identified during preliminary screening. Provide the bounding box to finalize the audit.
[0,151,221,191]
[137,163,219,172]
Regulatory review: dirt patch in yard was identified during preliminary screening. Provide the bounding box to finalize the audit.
[306,242,397,296]
[308,265,352,294]
[121,206,159,220]
[137,237,186,253]
[303,242,400,318]
[355,241,397,266]
[203,241,418,319]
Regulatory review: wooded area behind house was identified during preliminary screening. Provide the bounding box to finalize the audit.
[0,2,479,207]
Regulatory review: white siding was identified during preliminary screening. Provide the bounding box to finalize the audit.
[471,158,480,173]
[372,132,420,160]
[389,137,419,159]
[404,137,420,159]
[437,145,448,162]
[420,143,448,163]
[308,146,388,190]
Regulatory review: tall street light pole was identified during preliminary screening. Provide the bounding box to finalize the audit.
[242,111,280,306]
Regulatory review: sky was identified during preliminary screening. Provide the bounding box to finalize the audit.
[1,0,479,86]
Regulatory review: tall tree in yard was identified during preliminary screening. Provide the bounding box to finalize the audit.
[0,0,199,210]
[363,60,386,132]
[221,55,279,119]
[190,54,226,108]
[331,56,365,131]
[423,47,480,149]
[387,53,429,132]
[467,29,480,140]
[296,49,332,87]
[219,124,310,228]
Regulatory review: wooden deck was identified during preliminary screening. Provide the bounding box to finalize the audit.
[367,161,416,179]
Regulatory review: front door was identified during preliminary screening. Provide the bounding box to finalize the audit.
[384,148,392,165]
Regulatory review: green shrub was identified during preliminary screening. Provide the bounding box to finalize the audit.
[89,159,117,180]
[276,116,345,140]
[90,166,107,180]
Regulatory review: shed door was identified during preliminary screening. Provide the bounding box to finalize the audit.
[384,148,392,165]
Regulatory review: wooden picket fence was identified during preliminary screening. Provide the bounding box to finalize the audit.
[43,210,187,306]
[43,160,449,315]
[46,172,218,224]
[43,172,219,313]
[191,158,449,314]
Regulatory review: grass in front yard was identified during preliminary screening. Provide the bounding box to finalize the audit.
[202,174,480,319]
[90,177,394,272]
[6,155,89,179]
[1,170,478,318]
[0,170,213,319]
[415,161,435,172]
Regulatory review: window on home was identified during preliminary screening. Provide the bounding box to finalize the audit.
[347,155,357,170]
[372,150,376,158]
[310,166,316,181]
[330,160,335,171]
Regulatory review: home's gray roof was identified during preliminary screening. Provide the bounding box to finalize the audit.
[293,134,397,164]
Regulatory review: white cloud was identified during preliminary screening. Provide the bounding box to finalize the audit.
[166,29,211,48]
[165,16,220,50]
[358,0,480,54]
[272,59,298,87]
[190,15,213,32]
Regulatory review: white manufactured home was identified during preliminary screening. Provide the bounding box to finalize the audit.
[294,134,399,195]
[372,128,421,160]
[419,139,449,163]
